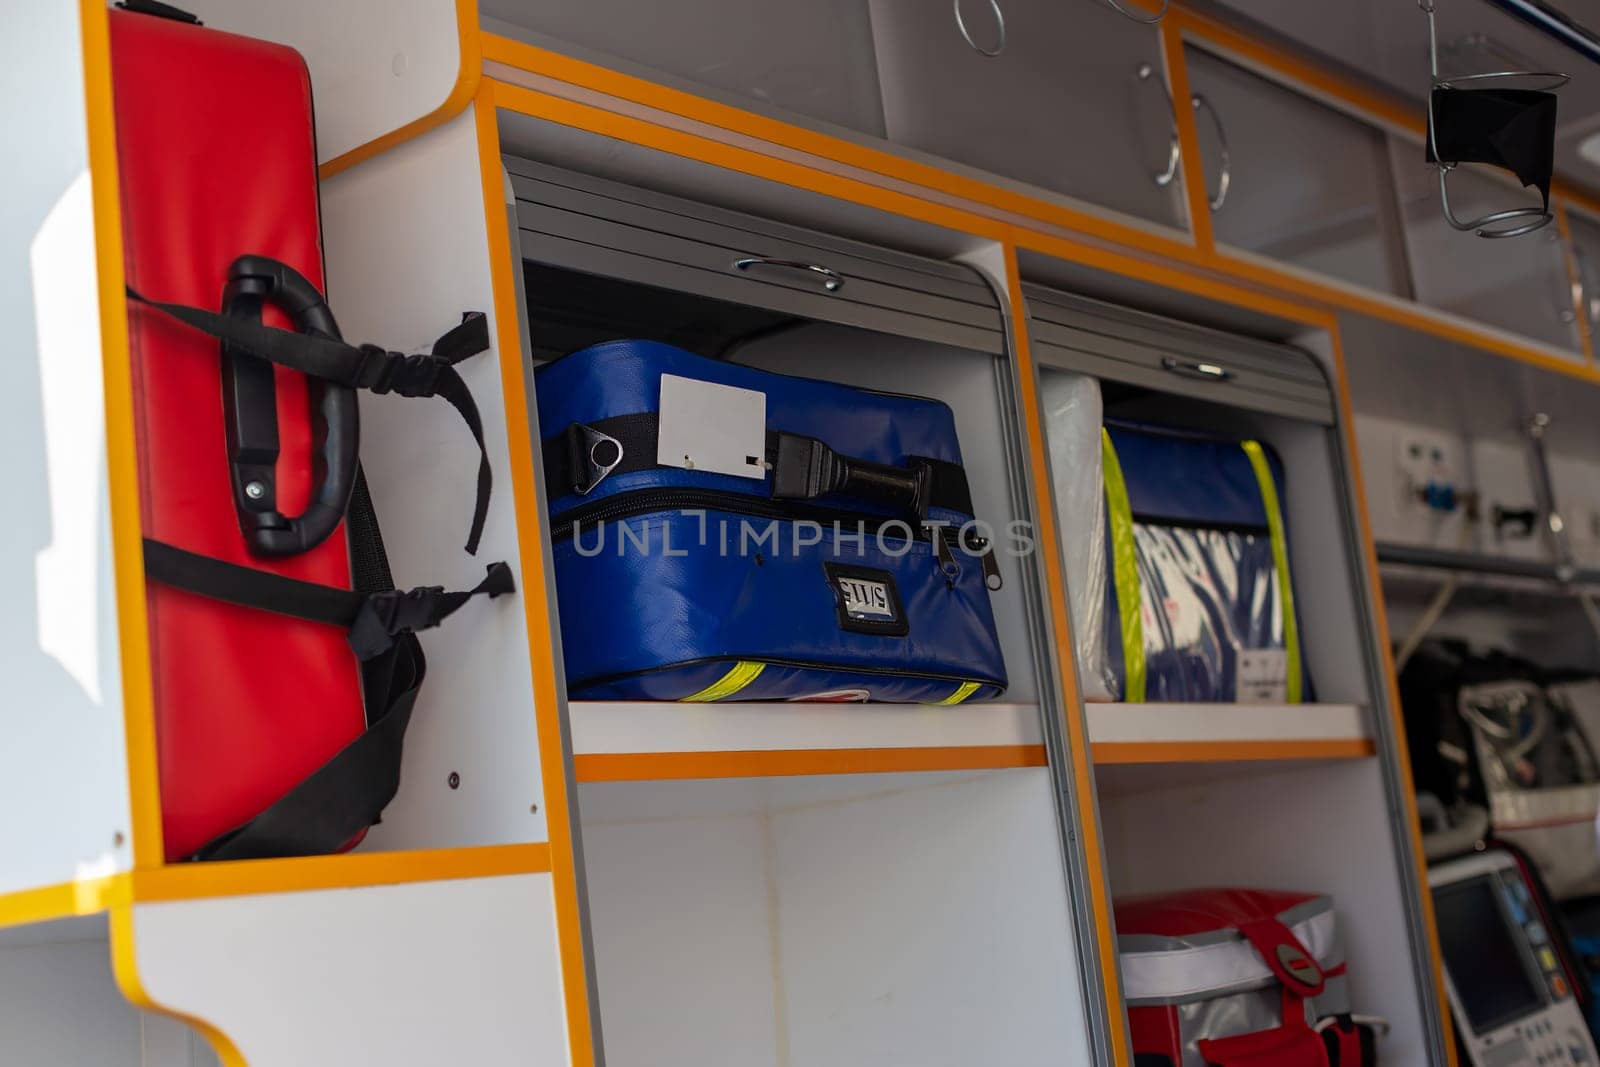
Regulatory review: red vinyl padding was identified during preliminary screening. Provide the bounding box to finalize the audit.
[110,10,365,861]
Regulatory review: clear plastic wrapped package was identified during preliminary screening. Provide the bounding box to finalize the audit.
[1040,371,1116,700]
[1103,421,1307,704]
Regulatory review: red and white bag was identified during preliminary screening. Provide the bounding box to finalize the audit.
[1116,888,1381,1067]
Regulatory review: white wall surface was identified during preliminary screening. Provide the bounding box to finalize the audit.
[179,0,465,165]
[129,874,569,1066]
[0,0,134,895]
[579,769,1092,1067]
[319,112,549,853]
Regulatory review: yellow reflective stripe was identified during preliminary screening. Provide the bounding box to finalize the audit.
[682,661,766,702]
[1101,429,1146,703]
[1241,441,1302,704]
[932,681,982,706]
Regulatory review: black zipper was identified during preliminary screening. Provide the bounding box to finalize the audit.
[549,487,1003,587]
[550,488,933,542]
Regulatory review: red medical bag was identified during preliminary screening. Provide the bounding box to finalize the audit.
[110,4,507,861]
[1116,888,1381,1067]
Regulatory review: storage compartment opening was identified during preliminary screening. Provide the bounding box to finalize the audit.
[1087,382,1376,709]
[516,226,1047,706]
[1096,757,1434,1067]
[0,917,221,1067]
[576,768,1092,1067]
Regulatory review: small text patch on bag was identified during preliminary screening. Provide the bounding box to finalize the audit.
[825,563,908,637]
[1238,648,1289,704]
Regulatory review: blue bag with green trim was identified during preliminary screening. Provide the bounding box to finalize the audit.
[533,340,1008,704]
[1101,421,1308,704]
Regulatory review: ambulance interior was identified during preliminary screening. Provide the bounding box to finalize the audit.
[18,0,1600,1065]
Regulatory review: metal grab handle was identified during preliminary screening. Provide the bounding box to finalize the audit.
[1191,93,1230,211]
[954,0,1006,57]
[733,257,844,292]
[1136,64,1228,210]
[1100,0,1169,25]
[1161,355,1235,381]
[1137,63,1181,189]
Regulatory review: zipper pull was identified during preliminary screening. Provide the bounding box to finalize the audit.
[961,529,1004,592]
[934,526,960,586]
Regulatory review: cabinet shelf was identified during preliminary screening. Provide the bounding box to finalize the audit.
[1087,702,1374,765]
[569,701,1047,782]
[566,700,1375,781]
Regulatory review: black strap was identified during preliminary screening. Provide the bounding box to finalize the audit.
[1428,87,1557,210]
[190,633,424,861]
[144,539,513,661]
[176,468,514,861]
[540,411,975,517]
[127,287,494,554]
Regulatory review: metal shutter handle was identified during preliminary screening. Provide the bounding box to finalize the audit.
[1161,356,1235,382]
[954,0,1006,57]
[733,257,844,292]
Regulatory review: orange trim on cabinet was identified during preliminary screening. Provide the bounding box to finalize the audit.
[1000,245,1131,1067]
[0,876,125,933]
[489,77,1018,243]
[473,86,598,1067]
[479,32,1203,260]
[110,905,250,1067]
[79,0,165,868]
[1091,738,1376,765]
[480,22,1600,385]
[488,77,1336,335]
[317,0,484,179]
[1326,322,1461,1067]
[572,745,1048,783]
[130,843,552,903]
[1162,20,1214,251]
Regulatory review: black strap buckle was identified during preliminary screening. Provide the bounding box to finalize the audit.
[348,562,515,661]
[566,423,624,495]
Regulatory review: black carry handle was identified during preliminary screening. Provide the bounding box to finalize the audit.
[221,256,359,558]
[770,432,930,520]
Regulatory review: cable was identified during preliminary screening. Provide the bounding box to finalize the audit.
[1395,516,1475,673]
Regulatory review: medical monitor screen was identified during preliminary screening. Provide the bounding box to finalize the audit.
[1434,876,1543,1035]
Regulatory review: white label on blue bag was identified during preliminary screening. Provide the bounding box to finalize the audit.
[1237,648,1289,704]
[657,374,767,480]
[838,576,895,620]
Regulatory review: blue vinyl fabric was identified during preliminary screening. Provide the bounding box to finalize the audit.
[1103,421,1308,703]
[534,341,1007,702]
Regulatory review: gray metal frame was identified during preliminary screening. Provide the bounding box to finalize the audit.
[501,182,611,1065]
[987,271,1123,1067]
[1024,285,1335,422]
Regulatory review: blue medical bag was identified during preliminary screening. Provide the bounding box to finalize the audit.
[533,340,1007,703]
[1101,421,1307,704]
